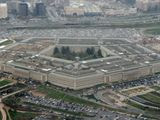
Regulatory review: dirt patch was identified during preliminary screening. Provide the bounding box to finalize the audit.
[149,44,160,51]
[30,90,46,97]
[121,85,154,97]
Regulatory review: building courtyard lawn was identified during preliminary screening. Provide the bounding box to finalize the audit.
[53,46,104,61]
[0,80,12,87]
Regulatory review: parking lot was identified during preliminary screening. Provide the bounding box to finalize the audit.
[112,74,160,90]
[0,28,141,42]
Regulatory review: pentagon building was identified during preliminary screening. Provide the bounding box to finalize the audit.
[0,37,160,90]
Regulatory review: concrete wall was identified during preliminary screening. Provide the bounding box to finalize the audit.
[1,62,160,90]
[75,73,104,89]
[105,66,154,83]
[4,65,14,73]
[0,64,5,71]
[48,72,104,90]
[152,63,160,73]
[139,66,152,76]
[12,67,30,79]
[30,71,47,82]
[48,73,76,89]
[122,69,140,81]
[109,72,123,82]
[104,76,109,83]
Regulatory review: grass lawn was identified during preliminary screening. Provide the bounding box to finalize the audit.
[144,28,160,35]
[84,94,98,101]
[151,86,160,91]
[9,109,36,120]
[127,100,160,119]
[138,92,160,105]
[37,85,101,107]
[0,80,12,87]
[127,100,146,110]
[5,109,11,120]
[0,40,13,46]
[151,91,160,97]
[0,112,2,120]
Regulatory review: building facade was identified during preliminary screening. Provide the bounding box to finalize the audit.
[136,0,160,11]
[18,2,29,17]
[0,3,8,19]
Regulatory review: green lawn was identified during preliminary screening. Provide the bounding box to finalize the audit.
[84,94,98,101]
[138,92,160,105]
[144,28,160,35]
[0,80,12,87]
[151,91,160,97]
[5,109,10,120]
[127,100,160,119]
[127,100,146,110]
[0,112,2,120]
[37,85,100,107]
[151,86,160,91]
[9,109,36,120]
[0,40,13,46]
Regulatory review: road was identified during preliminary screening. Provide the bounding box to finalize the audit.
[47,7,59,22]
[2,88,26,99]
[0,99,7,120]
[0,88,27,120]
